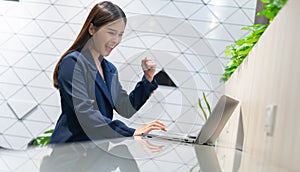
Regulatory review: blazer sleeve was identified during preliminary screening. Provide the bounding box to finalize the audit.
[58,55,135,139]
[112,72,158,118]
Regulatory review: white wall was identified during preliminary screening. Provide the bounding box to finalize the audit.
[0,0,256,149]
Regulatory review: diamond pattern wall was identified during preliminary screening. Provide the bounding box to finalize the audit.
[0,0,256,149]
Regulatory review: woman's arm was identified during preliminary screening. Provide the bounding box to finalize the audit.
[108,58,158,118]
[112,74,158,118]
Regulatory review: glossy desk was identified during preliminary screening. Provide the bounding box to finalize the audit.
[0,137,275,172]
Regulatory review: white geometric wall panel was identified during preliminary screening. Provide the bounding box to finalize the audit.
[0,0,256,149]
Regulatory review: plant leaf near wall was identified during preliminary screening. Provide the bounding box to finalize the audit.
[221,0,288,82]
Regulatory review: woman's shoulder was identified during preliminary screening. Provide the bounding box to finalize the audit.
[62,51,80,61]
[60,51,83,67]
[58,52,86,74]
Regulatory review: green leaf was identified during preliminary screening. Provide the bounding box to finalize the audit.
[202,92,211,115]
[31,129,54,147]
[197,92,212,121]
[260,0,270,3]
[235,39,246,46]
[198,98,207,121]
[44,129,54,134]
[225,49,233,56]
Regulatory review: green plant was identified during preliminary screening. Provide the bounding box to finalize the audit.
[221,0,288,82]
[32,129,53,146]
[197,92,211,121]
[257,0,288,22]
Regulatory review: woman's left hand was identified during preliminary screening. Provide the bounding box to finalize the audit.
[133,120,167,136]
[141,57,156,82]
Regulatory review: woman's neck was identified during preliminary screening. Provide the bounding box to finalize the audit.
[87,47,105,81]
[86,39,102,61]
[88,48,101,61]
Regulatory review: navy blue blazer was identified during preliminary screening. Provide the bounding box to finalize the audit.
[50,50,158,143]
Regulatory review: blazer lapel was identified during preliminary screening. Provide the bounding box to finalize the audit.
[81,50,114,107]
[102,61,114,96]
[95,72,114,107]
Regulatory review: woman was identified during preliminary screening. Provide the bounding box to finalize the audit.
[50,1,166,143]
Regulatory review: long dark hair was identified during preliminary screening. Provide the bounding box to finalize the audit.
[53,1,126,89]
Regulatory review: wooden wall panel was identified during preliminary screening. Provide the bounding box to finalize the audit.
[218,0,300,171]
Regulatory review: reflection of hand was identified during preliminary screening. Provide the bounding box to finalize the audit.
[141,57,156,82]
[134,136,164,153]
[133,120,167,136]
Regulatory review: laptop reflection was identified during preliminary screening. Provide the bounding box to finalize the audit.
[193,145,242,172]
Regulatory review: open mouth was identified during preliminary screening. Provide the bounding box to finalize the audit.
[105,45,113,53]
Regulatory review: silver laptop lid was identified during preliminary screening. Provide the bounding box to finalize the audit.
[196,95,239,145]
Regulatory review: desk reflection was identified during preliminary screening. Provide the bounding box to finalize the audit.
[40,141,139,172]
[0,137,242,171]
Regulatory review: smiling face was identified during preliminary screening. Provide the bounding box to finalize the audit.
[88,19,125,57]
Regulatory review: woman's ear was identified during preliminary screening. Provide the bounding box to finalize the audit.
[88,23,95,36]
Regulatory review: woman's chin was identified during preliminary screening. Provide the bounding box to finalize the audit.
[103,52,110,57]
[103,50,112,56]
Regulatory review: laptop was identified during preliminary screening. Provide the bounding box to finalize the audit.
[142,95,239,145]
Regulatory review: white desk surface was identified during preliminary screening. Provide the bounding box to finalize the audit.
[0,137,282,172]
